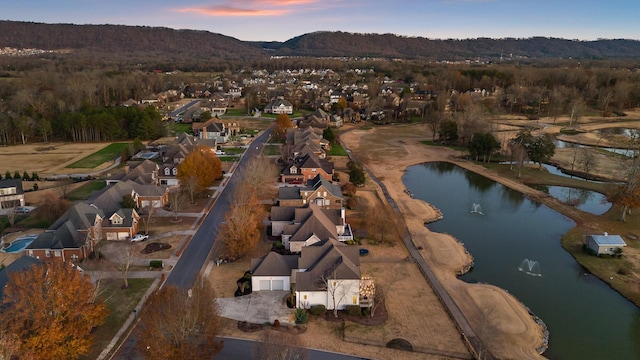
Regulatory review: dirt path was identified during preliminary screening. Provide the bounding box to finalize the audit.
[342,125,549,359]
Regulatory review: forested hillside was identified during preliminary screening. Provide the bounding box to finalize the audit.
[262,32,640,59]
[2,21,640,60]
[0,21,265,60]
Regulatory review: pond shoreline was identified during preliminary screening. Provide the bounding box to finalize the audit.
[341,123,639,359]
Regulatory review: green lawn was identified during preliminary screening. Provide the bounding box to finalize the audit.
[68,180,107,201]
[82,278,155,360]
[224,108,249,116]
[172,123,193,135]
[218,147,244,155]
[217,156,237,162]
[263,144,282,156]
[260,110,308,119]
[328,144,348,156]
[67,143,130,169]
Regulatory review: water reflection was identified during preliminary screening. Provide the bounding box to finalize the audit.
[403,162,639,360]
[533,185,611,215]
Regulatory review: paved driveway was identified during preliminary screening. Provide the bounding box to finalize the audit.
[216,291,295,324]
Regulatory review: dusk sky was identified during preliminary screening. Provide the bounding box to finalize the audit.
[2,0,639,42]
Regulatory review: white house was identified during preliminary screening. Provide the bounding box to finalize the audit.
[264,99,293,114]
[586,233,627,256]
[250,239,362,311]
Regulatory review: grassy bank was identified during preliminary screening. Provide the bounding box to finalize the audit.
[67,143,129,169]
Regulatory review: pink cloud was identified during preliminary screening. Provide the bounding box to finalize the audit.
[176,0,324,17]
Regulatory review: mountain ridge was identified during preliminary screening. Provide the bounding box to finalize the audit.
[2,20,640,60]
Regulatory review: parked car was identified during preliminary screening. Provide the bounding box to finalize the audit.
[130,233,149,242]
[15,207,33,214]
[215,150,226,155]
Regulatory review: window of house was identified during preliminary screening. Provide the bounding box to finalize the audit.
[164,168,170,175]
[54,251,61,257]
[353,295,357,304]
[112,217,122,225]
[172,168,177,175]
[303,295,307,300]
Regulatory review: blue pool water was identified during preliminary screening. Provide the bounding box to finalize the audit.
[3,235,37,253]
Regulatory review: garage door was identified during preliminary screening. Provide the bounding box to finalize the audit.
[272,280,284,291]
[259,280,270,291]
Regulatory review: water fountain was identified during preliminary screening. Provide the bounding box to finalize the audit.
[518,259,542,277]
[470,203,484,215]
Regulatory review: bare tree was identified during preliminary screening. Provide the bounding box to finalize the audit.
[508,142,528,178]
[1,203,16,227]
[168,191,186,221]
[57,178,75,200]
[577,148,598,181]
[182,175,200,204]
[321,268,357,318]
[117,246,136,288]
[86,219,103,259]
[365,201,403,245]
[253,330,309,360]
[238,155,280,196]
[141,203,155,235]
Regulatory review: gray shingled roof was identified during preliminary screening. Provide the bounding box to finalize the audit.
[295,239,360,291]
[270,206,297,222]
[250,252,298,276]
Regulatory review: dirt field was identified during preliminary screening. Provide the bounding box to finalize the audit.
[0,142,113,177]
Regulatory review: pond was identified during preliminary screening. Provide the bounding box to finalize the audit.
[531,185,611,215]
[555,139,637,157]
[402,162,640,360]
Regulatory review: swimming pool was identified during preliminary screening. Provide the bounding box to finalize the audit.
[2,235,37,253]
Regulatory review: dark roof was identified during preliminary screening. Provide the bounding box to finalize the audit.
[307,174,342,198]
[282,204,341,243]
[295,239,360,291]
[250,252,298,276]
[278,186,302,200]
[0,256,40,299]
[0,178,23,194]
[270,206,297,222]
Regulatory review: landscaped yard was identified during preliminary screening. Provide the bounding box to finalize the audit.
[81,278,155,360]
[67,142,130,169]
[224,108,249,116]
[328,143,348,156]
[68,180,107,201]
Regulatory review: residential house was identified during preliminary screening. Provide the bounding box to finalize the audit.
[251,239,362,311]
[200,97,228,117]
[91,180,168,213]
[157,164,180,186]
[0,179,25,209]
[26,203,103,261]
[193,118,230,144]
[175,133,217,151]
[106,160,158,185]
[329,115,343,128]
[264,98,293,114]
[270,203,352,252]
[281,152,334,183]
[278,174,343,209]
[586,233,627,256]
